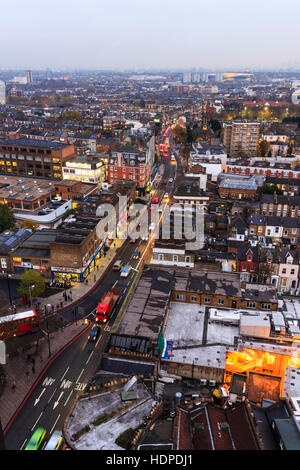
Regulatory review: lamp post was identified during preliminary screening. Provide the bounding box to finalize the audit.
[28,284,35,308]
[45,304,52,357]
[6,274,12,309]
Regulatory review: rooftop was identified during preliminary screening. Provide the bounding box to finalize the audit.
[0,138,71,149]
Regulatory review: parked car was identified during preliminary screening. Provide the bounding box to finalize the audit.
[133,250,140,260]
[129,238,136,244]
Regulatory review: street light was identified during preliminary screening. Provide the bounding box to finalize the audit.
[6,274,12,309]
[45,304,52,357]
[93,239,98,282]
[29,284,35,308]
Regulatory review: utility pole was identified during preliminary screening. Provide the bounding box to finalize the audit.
[6,274,12,309]
[45,305,52,357]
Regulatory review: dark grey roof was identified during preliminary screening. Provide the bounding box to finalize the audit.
[250,214,266,225]
[0,228,31,254]
[0,138,70,149]
[100,356,155,378]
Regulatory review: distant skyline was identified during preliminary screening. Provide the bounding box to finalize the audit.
[1,0,300,71]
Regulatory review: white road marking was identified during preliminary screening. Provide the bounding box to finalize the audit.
[34,388,46,407]
[95,334,102,347]
[20,439,27,450]
[42,377,55,387]
[49,387,58,402]
[60,366,70,381]
[76,368,84,382]
[53,392,64,410]
[64,390,73,407]
[50,414,61,435]
[86,350,94,364]
[31,412,43,431]
[112,280,118,288]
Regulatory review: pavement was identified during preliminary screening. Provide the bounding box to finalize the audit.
[1,320,89,430]
[0,238,125,431]
[17,237,125,315]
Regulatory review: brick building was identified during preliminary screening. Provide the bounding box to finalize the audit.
[108,147,151,195]
[0,138,76,179]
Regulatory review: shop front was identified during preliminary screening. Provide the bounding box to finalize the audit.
[51,240,107,283]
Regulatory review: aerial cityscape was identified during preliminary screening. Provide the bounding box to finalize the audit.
[1,0,300,457]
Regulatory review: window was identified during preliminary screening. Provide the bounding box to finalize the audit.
[176,294,186,301]
[185,256,190,263]
[173,255,178,262]
[218,299,224,305]
[190,296,197,302]
[158,254,164,261]
[204,297,211,303]
[246,301,256,308]
[261,303,271,310]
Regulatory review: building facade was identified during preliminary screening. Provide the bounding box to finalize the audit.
[0,138,76,179]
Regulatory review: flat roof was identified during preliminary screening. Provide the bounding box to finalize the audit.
[0,138,70,149]
[0,175,55,202]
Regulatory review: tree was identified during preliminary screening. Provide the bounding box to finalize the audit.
[0,204,15,233]
[60,110,83,121]
[257,140,270,158]
[18,270,46,299]
[261,184,283,195]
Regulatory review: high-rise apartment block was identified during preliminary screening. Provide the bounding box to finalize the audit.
[0,81,6,105]
[223,121,260,157]
[26,70,33,84]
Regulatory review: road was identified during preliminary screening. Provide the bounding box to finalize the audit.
[4,129,178,450]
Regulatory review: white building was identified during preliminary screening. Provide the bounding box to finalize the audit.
[63,154,106,186]
[292,90,300,105]
[0,80,5,105]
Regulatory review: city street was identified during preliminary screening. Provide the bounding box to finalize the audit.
[3,141,177,450]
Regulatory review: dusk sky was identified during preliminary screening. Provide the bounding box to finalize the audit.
[1,0,300,70]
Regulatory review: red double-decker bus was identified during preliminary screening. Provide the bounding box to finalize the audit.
[0,310,40,340]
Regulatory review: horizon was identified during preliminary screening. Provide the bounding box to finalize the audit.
[0,0,300,71]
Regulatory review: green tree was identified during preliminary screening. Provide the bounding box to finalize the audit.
[0,204,15,232]
[60,110,83,121]
[257,140,270,158]
[18,270,46,298]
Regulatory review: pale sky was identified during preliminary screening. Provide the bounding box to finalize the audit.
[0,0,300,71]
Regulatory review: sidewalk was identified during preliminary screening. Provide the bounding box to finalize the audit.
[19,238,125,315]
[0,320,89,430]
